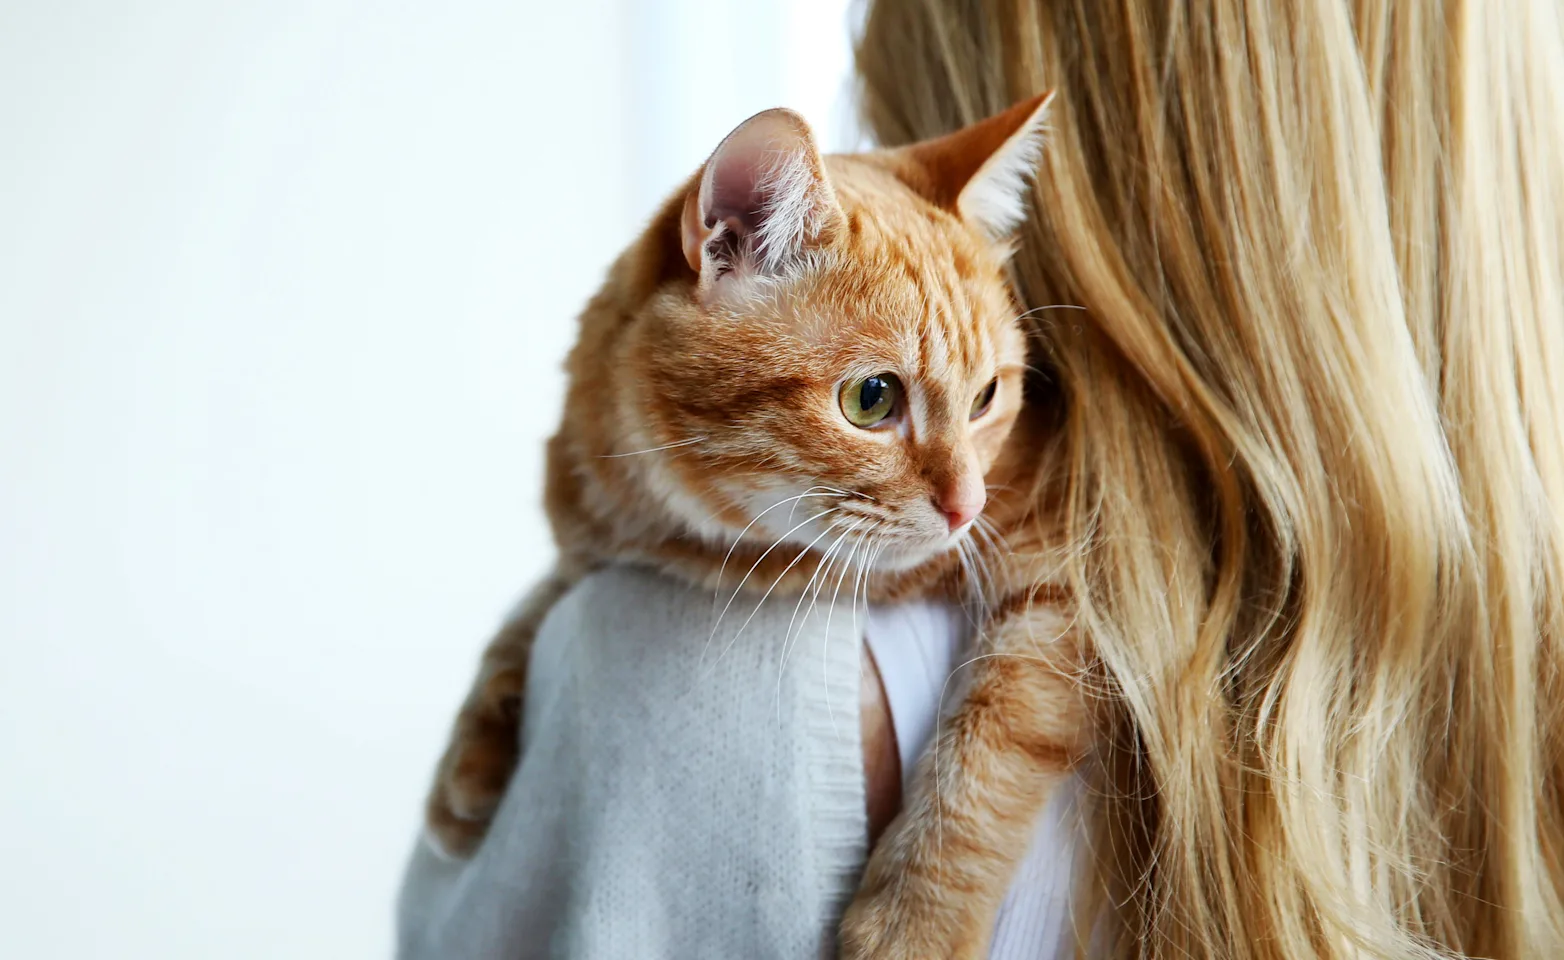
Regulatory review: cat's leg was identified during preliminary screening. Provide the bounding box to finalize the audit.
[838,601,1089,960]
[423,564,582,859]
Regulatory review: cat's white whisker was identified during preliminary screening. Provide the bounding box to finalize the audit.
[774,518,864,718]
[597,436,706,458]
[815,484,878,504]
[701,505,839,670]
[979,522,1005,563]
[710,488,838,616]
[820,526,873,734]
[956,539,983,609]
[828,530,885,735]
[708,510,845,675]
[973,513,1003,549]
[956,537,973,592]
[851,532,880,601]
[1010,302,1087,324]
[966,518,1006,607]
[860,536,887,629]
[785,484,843,525]
[980,522,1009,600]
[802,522,876,660]
[963,535,997,610]
[779,519,860,668]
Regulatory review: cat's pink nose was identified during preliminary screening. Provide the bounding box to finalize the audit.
[935,485,985,532]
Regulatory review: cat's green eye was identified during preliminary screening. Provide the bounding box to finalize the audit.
[840,373,902,428]
[970,378,999,419]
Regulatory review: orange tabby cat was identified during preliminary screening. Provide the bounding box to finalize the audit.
[423,94,1091,958]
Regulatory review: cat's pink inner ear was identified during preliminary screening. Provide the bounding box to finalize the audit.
[683,108,842,288]
[901,92,1054,241]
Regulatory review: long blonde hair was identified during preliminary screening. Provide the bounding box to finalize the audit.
[856,1,1564,956]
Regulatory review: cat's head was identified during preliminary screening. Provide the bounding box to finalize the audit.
[623,95,1051,573]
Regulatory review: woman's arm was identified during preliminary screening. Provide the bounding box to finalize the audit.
[861,644,901,847]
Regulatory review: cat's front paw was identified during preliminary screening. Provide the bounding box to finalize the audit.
[837,839,991,960]
[422,666,526,859]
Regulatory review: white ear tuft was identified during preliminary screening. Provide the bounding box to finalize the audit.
[955,92,1053,240]
[738,146,818,274]
[680,108,843,299]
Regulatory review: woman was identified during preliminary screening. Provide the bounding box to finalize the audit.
[853,1,1563,956]
[399,1,1564,957]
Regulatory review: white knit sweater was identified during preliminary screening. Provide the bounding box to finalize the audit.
[397,565,866,959]
[396,566,1080,959]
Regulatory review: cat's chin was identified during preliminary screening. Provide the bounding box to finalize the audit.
[870,537,961,574]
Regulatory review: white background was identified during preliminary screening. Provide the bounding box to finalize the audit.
[0,1,856,956]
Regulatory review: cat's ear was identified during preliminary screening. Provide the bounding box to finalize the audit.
[900,92,1054,242]
[681,109,844,299]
